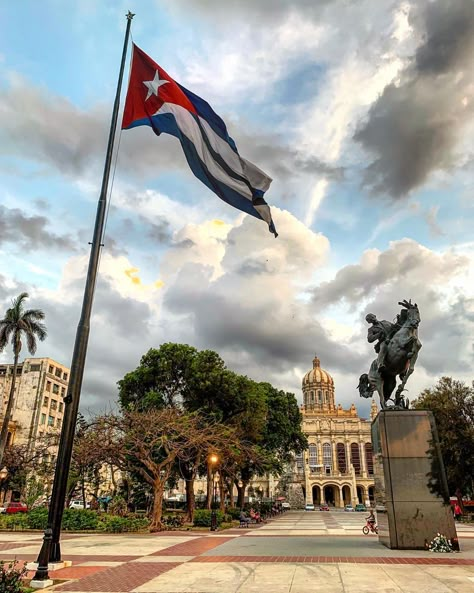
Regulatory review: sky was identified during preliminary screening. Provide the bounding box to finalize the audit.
[1,0,473,419]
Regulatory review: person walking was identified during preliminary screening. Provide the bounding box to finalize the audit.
[454,502,462,521]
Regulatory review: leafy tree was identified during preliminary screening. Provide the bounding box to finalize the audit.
[0,293,47,465]
[106,409,240,530]
[412,377,474,498]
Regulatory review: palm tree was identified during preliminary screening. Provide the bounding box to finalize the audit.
[0,293,47,466]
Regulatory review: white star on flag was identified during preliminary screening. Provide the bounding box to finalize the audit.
[143,70,169,101]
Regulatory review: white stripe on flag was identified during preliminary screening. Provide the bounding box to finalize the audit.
[154,103,271,198]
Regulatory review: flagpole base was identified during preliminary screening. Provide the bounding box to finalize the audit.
[27,561,72,572]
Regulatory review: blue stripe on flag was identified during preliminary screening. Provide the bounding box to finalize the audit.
[123,115,266,223]
[176,83,238,152]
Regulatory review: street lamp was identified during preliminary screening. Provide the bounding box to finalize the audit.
[208,454,218,531]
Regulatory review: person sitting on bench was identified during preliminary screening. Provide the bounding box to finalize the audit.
[239,510,251,526]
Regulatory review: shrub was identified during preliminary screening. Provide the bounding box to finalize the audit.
[61,509,99,531]
[226,508,242,520]
[3,514,29,531]
[99,514,149,533]
[108,497,128,517]
[26,507,49,530]
[192,509,224,527]
[162,514,184,529]
[0,559,27,593]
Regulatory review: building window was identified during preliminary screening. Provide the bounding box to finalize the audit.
[56,418,62,428]
[50,399,57,411]
[43,396,49,406]
[351,443,361,475]
[48,415,54,426]
[365,443,374,475]
[63,372,68,381]
[295,452,304,470]
[48,365,54,374]
[308,444,318,469]
[46,381,51,392]
[337,443,347,473]
[323,442,332,473]
[55,368,62,378]
[310,391,314,403]
[318,390,322,402]
[40,413,46,425]
[59,402,63,413]
[30,364,41,372]
[61,387,65,397]
[52,384,59,395]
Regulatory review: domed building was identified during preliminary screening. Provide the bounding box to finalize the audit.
[297,356,377,508]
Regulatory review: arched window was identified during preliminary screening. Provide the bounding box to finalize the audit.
[337,443,346,473]
[322,443,332,473]
[365,443,374,475]
[310,391,314,403]
[309,444,318,469]
[351,443,361,475]
[317,390,322,403]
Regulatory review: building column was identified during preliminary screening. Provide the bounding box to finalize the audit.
[338,486,344,508]
[345,440,351,473]
[317,440,322,467]
[360,441,367,478]
[331,440,338,475]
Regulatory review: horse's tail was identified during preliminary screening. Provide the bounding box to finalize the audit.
[357,373,372,399]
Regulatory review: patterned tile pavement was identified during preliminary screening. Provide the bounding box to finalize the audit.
[1,512,473,592]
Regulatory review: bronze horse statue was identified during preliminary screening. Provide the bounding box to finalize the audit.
[358,300,422,410]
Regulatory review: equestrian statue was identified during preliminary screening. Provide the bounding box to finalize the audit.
[357,300,422,410]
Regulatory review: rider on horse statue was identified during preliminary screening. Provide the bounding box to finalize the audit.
[358,300,421,410]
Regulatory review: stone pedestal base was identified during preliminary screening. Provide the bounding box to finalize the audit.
[27,561,72,571]
[372,410,458,550]
[30,579,54,589]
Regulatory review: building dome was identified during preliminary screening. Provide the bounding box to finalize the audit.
[302,356,334,388]
[302,356,336,412]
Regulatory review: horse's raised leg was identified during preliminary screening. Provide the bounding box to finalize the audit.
[395,352,418,406]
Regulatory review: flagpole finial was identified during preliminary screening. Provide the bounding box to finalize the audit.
[126,11,135,21]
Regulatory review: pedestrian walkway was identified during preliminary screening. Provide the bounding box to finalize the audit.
[0,511,473,592]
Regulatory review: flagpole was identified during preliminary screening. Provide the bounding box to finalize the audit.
[32,11,135,585]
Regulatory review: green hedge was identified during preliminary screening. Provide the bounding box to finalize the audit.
[192,509,225,527]
[0,508,149,533]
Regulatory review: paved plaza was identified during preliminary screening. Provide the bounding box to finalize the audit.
[1,511,474,592]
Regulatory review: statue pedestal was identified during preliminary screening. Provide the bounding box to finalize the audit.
[372,410,458,550]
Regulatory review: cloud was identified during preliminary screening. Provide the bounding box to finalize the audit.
[0,204,77,252]
[311,238,469,309]
[355,0,474,198]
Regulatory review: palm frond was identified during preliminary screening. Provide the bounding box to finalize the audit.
[23,309,46,321]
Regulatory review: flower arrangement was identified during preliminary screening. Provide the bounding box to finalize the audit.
[428,533,454,553]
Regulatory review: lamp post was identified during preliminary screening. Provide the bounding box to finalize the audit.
[209,454,218,532]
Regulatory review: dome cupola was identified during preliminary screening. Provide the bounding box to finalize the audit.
[302,355,336,412]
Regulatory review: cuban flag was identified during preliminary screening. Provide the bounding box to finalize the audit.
[122,45,277,237]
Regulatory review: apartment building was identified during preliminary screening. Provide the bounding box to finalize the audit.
[0,357,69,452]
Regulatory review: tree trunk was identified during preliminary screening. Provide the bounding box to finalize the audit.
[150,479,164,531]
[235,480,248,509]
[110,464,117,496]
[219,474,225,512]
[0,354,19,466]
[225,479,235,508]
[81,479,86,508]
[184,477,195,523]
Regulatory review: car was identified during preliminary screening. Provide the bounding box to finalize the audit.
[355,503,367,512]
[0,505,6,514]
[5,502,28,514]
[344,504,354,512]
[281,502,291,509]
[305,503,315,511]
[319,504,330,511]
[69,500,90,510]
